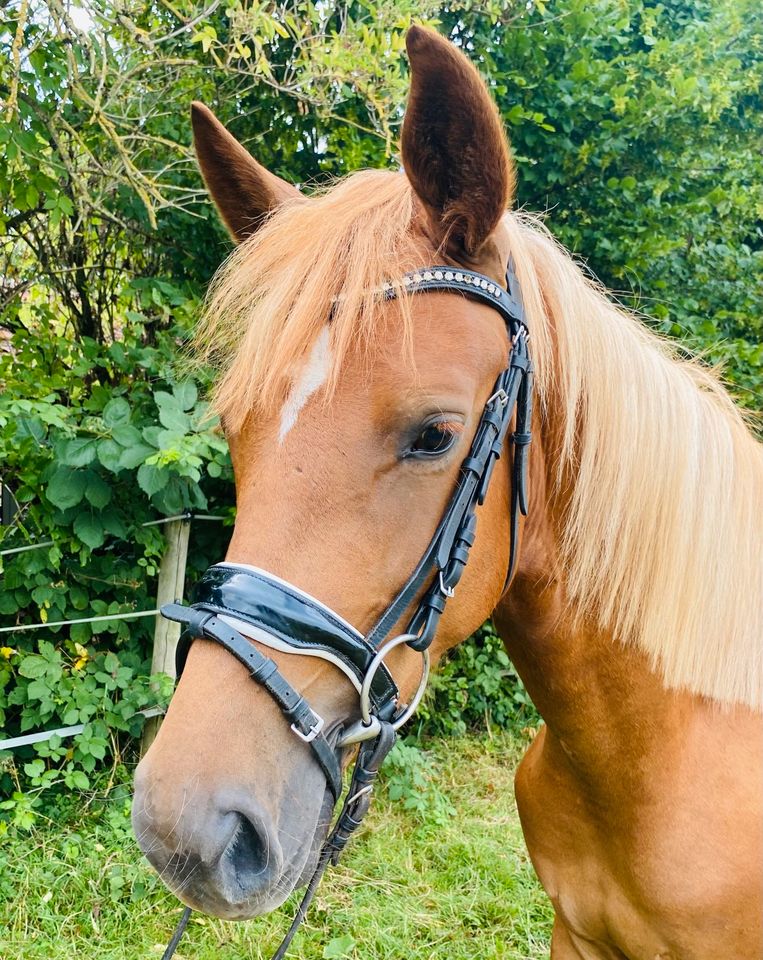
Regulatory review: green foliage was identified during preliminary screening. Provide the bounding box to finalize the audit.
[383,739,456,825]
[0,734,553,959]
[418,625,540,738]
[1,0,760,817]
[323,935,358,959]
[0,281,233,820]
[447,0,762,407]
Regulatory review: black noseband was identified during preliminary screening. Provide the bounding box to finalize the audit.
[177,564,398,715]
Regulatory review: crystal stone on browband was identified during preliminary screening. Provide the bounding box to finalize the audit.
[383,268,503,298]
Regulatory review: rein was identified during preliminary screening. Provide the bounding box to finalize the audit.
[158,263,533,959]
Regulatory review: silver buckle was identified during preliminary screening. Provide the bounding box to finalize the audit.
[439,571,455,598]
[291,711,324,743]
[487,388,509,407]
[512,324,529,346]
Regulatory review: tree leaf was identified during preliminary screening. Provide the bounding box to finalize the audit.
[102,397,131,427]
[158,405,190,433]
[73,512,105,550]
[118,443,154,470]
[137,463,168,497]
[18,655,49,679]
[173,381,198,411]
[85,473,111,508]
[47,467,87,509]
[111,424,142,448]
[100,507,127,538]
[152,475,185,514]
[97,439,123,472]
[59,438,97,467]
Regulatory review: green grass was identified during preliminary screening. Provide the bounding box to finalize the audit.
[0,733,552,959]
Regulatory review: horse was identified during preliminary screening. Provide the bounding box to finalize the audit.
[132,25,763,959]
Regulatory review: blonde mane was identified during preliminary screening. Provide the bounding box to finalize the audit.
[194,171,424,424]
[196,169,763,710]
[503,215,763,710]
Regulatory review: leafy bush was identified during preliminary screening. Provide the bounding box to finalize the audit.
[0,290,233,823]
[382,739,456,826]
[417,625,540,738]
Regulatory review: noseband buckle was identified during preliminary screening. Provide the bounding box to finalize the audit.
[291,710,325,743]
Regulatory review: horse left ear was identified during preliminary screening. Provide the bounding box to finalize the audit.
[191,101,302,242]
[401,25,515,258]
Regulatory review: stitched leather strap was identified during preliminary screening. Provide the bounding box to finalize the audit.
[364,262,532,652]
[162,603,343,800]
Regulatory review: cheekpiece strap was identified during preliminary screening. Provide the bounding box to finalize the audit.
[365,261,533,652]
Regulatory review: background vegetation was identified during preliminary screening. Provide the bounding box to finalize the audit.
[1,0,761,826]
[1,734,552,959]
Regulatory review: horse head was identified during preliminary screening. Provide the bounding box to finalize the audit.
[132,26,529,920]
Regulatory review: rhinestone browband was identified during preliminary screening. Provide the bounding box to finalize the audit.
[380,268,504,299]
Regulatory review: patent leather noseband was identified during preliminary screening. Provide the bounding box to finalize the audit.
[159,263,533,960]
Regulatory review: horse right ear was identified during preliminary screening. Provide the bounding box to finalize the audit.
[191,102,302,243]
[401,26,514,259]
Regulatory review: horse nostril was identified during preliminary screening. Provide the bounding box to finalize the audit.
[224,811,281,893]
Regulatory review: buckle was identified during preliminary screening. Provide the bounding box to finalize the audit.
[439,571,455,598]
[291,711,325,743]
[512,323,529,345]
[487,387,509,407]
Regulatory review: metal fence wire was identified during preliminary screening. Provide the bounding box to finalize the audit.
[0,511,226,753]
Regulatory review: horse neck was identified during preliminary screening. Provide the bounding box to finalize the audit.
[492,426,689,777]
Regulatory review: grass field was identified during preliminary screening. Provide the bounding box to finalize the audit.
[0,733,553,960]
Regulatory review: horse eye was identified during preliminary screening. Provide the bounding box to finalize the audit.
[410,421,458,457]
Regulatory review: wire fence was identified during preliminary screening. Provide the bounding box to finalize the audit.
[0,510,227,754]
[0,707,166,751]
[0,509,224,557]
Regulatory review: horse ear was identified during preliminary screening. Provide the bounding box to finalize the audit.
[191,101,302,242]
[401,26,515,258]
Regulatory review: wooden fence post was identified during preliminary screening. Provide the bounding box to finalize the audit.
[141,517,191,754]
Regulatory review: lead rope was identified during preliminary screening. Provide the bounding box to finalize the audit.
[159,723,397,960]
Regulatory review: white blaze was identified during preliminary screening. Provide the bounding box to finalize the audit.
[278,326,332,443]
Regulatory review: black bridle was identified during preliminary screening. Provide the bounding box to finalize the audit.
[159,263,533,959]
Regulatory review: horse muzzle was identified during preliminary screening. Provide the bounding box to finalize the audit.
[132,750,334,919]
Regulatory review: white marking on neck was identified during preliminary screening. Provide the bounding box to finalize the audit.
[278,327,332,443]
